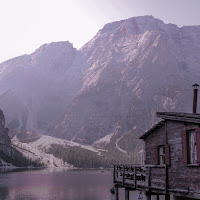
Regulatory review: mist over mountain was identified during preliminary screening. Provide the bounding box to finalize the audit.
[1,16,200,156]
[0,41,88,134]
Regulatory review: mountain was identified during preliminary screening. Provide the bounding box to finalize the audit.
[51,16,200,149]
[1,16,200,162]
[0,109,12,159]
[12,134,130,168]
[0,109,39,167]
[0,41,88,133]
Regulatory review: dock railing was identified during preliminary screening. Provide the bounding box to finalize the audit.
[114,164,167,192]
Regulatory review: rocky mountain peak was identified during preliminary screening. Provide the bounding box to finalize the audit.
[57,15,200,147]
[1,16,200,157]
[33,41,76,55]
[30,41,77,70]
[96,15,179,40]
[81,16,179,60]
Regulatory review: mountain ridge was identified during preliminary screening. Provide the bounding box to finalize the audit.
[0,16,200,161]
[52,15,200,146]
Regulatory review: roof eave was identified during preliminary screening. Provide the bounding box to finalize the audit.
[157,112,200,124]
[139,120,165,140]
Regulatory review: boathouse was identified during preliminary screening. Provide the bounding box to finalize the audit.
[113,84,200,200]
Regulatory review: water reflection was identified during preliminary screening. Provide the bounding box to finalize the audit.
[0,168,115,200]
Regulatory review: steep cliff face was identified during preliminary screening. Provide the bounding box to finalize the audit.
[0,42,88,133]
[1,16,200,154]
[0,109,42,167]
[52,16,200,148]
[0,109,20,166]
[0,109,11,155]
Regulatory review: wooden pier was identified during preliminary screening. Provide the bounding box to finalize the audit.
[113,164,170,200]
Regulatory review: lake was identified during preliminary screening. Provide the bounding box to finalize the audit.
[0,168,163,200]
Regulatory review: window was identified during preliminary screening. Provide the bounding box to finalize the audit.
[188,130,197,164]
[182,128,200,165]
[154,145,170,165]
[158,146,165,165]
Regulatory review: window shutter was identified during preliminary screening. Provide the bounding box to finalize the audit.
[154,146,158,165]
[165,144,170,166]
[181,130,187,165]
[195,128,200,165]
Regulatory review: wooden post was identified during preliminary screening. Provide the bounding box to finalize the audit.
[125,188,129,200]
[123,166,125,186]
[147,167,151,190]
[165,193,170,200]
[146,194,151,200]
[134,166,136,188]
[172,195,177,200]
[156,194,160,200]
[165,165,170,200]
[115,185,119,200]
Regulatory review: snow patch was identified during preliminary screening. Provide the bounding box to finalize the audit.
[11,135,104,167]
[93,133,114,147]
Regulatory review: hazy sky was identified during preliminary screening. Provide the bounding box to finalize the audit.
[0,0,200,63]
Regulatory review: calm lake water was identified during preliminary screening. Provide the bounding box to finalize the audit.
[0,168,115,200]
[0,168,164,200]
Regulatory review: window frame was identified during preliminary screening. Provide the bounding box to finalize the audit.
[154,144,170,166]
[158,145,165,165]
[182,128,200,166]
[187,129,197,165]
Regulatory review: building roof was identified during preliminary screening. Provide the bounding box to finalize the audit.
[139,112,200,140]
[139,120,165,139]
[157,112,200,124]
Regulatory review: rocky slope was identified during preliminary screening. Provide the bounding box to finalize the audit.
[11,134,121,168]
[0,16,200,158]
[52,16,200,151]
[0,41,88,134]
[0,110,12,158]
[0,109,38,167]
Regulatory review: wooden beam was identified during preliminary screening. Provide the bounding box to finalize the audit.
[125,188,129,200]
[115,185,119,200]
[156,113,200,124]
[165,165,169,193]
[165,193,170,200]
[168,188,189,193]
[134,166,136,188]
[122,166,125,186]
[147,167,151,190]
[146,194,151,200]
[172,196,177,200]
